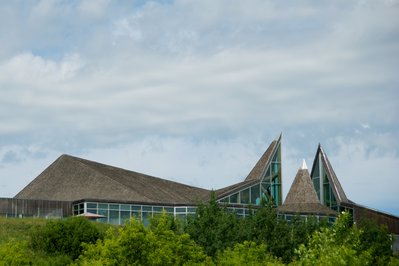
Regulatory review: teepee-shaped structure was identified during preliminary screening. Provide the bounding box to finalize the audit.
[278,159,337,216]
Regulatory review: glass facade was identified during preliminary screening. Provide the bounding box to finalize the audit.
[73,202,197,225]
[311,153,341,212]
[217,141,282,207]
[311,154,336,210]
[261,143,282,206]
[218,183,262,206]
[278,213,337,225]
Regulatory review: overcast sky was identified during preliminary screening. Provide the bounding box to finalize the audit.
[0,0,398,216]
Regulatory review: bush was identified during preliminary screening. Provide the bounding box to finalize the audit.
[0,240,32,265]
[217,241,283,266]
[30,217,101,259]
[76,214,211,265]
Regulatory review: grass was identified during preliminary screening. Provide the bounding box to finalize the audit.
[0,216,47,244]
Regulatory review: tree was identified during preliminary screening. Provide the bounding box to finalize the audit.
[76,214,211,265]
[294,212,372,266]
[185,192,242,257]
[30,217,101,260]
[249,203,293,262]
[217,241,284,266]
[357,218,393,265]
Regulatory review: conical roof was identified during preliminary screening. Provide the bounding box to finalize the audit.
[15,154,210,204]
[279,162,337,215]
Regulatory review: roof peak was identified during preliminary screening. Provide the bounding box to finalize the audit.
[300,159,307,170]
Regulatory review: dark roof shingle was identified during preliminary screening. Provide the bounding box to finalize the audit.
[15,154,211,205]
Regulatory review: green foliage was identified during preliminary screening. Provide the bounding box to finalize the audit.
[185,192,243,257]
[30,216,102,259]
[217,241,284,266]
[0,240,32,265]
[185,195,328,263]
[76,214,211,265]
[357,218,393,265]
[294,212,372,266]
[249,203,293,262]
[0,217,46,244]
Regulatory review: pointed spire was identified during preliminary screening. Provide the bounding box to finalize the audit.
[300,159,307,170]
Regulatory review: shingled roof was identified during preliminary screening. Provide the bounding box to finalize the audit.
[244,134,281,181]
[215,134,281,199]
[15,154,211,205]
[279,162,337,216]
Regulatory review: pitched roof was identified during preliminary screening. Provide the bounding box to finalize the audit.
[279,166,337,216]
[15,154,210,205]
[244,134,281,181]
[311,144,348,204]
[215,134,281,199]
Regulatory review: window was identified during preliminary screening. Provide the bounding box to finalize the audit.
[250,184,260,205]
[229,193,239,204]
[240,188,250,204]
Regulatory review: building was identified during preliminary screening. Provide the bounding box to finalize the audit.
[1,134,398,236]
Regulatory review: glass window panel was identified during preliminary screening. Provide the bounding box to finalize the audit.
[187,207,197,213]
[324,184,331,207]
[142,212,150,227]
[87,208,97,214]
[98,203,108,209]
[272,149,278,162]
[240,188,250,204]
[109,210,119,225]
[120,204,130,211]
[219,197,228,203]
[98,209,108,223]
[250,184,260,204]
[120,211,130,224]
[131,205,141,211]
[73,205,79,211]
[142,206,152,212]
[87,203,97,209]
[312,159,320,178]
[229,193,239,203]
[131,211,141,220]
[272,163,279,176]
[313,177,320,197]
[235,208,243,214]
[176,207,186,213]
[153,207,163,212]
[109,204,119,210]
[323,172,329,183]
[263,166,271,181]
[163,207,174,213]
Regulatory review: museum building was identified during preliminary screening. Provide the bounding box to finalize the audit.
[1,134,398,236]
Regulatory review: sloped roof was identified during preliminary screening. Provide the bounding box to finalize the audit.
[215,179,259,199]
[244,134,281,181]
[279,167,337,216]
[311,144,348,204]
[15,154,210,205]
[215,135,281,199]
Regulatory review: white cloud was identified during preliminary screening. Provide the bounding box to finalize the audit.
[0,1,397,216]
[0,52,83,85]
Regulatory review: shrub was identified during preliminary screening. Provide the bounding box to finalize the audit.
[30,217,101,259]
